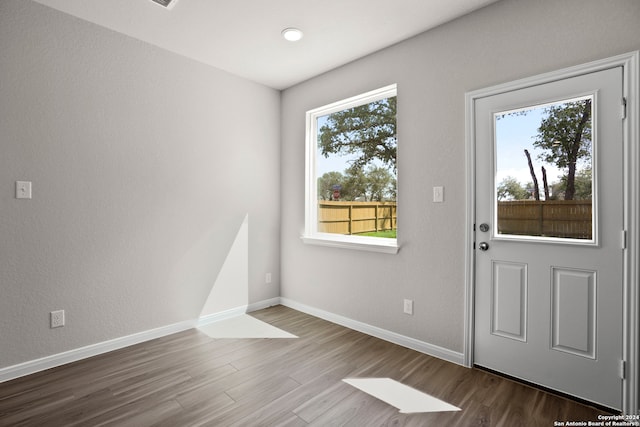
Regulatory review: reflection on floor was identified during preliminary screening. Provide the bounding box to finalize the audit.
[197,314,298,339]
[343,378,461,414]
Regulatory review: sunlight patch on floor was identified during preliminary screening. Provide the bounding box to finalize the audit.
[198,315,298,339]
[343,378,461,414]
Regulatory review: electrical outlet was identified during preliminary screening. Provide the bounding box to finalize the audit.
[403,299,413,315]
[51,310,65,328]
[265,273,272,284]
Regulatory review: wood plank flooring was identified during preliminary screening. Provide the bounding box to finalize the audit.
[0,305,614,426]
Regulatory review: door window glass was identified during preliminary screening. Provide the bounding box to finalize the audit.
[494,96,594,240]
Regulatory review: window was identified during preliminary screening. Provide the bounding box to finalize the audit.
[302,84,398,253]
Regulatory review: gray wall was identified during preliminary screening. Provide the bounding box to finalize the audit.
[0,1,281,368]
[2,0,639,373]
[280,0,640,354]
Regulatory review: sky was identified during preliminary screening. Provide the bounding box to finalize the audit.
[495,100,593,195]
[316,146,359,177]
[316,108,558,185]
[316,102,590,194]
[494,107,562,188]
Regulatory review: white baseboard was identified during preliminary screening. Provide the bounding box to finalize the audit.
[197,305,249,326]
[196,297,281,327]
[279,298,465,366]
[0,296,462,384]
[0,319,196,384]
[247,297,281,313]
[0,297,283,384]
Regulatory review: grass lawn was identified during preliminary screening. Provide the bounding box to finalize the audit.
[357,230,396,238]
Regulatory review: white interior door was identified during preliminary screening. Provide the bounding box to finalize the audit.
[474,67,624,410]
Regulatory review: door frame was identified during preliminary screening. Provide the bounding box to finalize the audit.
[464,51,639,413]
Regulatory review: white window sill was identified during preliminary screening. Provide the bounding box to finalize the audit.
[301,233,399,254]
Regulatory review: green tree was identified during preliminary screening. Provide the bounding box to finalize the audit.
[317,171,344,200]
[318,166,396,201]
[497,176,530,201]
[388,177,397,201]
[554,167,592,200]
[534,99,592,200]
[363,166,395,201]
[342,167,368,201]
[318,97,397,173]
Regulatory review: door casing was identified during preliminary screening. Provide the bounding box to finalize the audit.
[464,51,640,414]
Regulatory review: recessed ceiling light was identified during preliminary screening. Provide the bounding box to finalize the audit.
[282,28,303,42]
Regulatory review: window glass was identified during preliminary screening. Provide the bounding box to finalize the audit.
[494,96,593,241]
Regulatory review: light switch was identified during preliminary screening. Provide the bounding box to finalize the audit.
[16,181,32,199]
[433,186,444,203]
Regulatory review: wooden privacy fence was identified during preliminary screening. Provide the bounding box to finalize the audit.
[498,200,592,239]
[318,201,397,235]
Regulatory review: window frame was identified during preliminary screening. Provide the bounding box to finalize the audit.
[302,84,399,254]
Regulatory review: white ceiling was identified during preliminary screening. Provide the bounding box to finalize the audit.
[32,0,499,90]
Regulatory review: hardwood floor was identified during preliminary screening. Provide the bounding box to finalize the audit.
[0,305,613,426]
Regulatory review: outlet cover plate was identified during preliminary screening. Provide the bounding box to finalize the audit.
[51,310,65,328]
[16,181,32,199]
